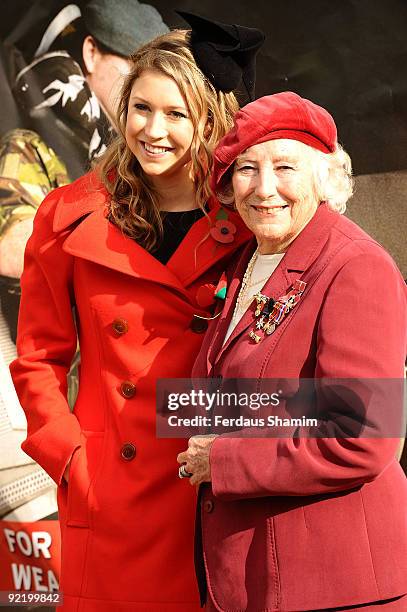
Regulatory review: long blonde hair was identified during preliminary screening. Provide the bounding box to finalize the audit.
[98,30,239,251]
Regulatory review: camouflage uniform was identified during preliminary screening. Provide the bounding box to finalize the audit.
[0,128,70,231]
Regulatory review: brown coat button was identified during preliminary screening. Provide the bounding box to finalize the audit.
[203,500,214,513]
[120,381,136,398]
[190,317,209,334]
[120,443,136,461]
[112,317,129,335]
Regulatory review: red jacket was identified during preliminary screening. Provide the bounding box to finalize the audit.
[193,204,407,612]
[10,171,250,612]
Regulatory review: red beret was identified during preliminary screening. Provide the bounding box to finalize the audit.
[212,91,337,191]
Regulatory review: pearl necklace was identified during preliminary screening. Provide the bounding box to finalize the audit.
[231,248,259,322]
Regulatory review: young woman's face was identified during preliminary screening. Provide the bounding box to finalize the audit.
[125,69,195,181]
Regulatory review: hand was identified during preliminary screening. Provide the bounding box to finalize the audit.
[177,435,218,486]
[0,218,34,277]
[63,447,79,484]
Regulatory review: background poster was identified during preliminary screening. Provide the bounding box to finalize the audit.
[0,520,60,592]
[0,0,406,601]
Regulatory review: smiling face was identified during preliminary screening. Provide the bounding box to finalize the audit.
[232,139,320,254]
[125,69,194,185]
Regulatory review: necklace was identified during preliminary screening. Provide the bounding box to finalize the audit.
[247,272,273,289]
[232,248,259,322]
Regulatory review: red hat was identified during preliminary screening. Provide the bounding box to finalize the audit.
[212,91,337,191]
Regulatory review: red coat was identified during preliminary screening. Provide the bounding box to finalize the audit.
[193,204,407,612]
[9,171,250,612]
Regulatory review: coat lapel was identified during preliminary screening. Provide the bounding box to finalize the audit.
[52,172,251,300]
[165,200,250,287]
[210,204,341,368]
[63,207,193,298]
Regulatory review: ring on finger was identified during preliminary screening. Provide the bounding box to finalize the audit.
[178,464,192,479]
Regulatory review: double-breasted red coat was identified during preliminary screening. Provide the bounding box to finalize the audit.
[9,171,250,611]
[192,204,407,612]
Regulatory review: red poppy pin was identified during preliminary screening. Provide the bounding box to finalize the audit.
[196,272,228,308]
[209,208,236,244]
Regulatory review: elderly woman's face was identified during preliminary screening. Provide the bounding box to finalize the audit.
[232,139,319,254]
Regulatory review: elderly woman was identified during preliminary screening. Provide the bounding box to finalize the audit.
[178,92,407,612]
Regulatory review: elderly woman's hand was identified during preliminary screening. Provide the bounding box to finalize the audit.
[177,435,218,486]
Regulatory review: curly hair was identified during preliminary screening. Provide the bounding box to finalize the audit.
[97,30,239,251]
[217,142,354,214]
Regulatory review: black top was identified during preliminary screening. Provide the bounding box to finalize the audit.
[152,208,205,264]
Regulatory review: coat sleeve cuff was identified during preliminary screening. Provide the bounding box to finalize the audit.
[210,435,238,500]
[21,413,82,485]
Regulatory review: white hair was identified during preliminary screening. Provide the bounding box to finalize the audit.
[217,141,354,214]
[311,143,354,213]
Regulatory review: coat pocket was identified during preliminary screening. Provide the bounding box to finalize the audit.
[66,431,104,528]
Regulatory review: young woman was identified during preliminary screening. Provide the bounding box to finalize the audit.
[10,21,263,612]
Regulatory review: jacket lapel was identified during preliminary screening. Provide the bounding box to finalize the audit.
[63,207,193,298]
[52,173,251,300]
[210,204,341,368]
[165,200,250,287]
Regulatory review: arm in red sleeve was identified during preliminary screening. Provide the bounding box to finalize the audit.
[9,187,82,485]
[210,249,407,500]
